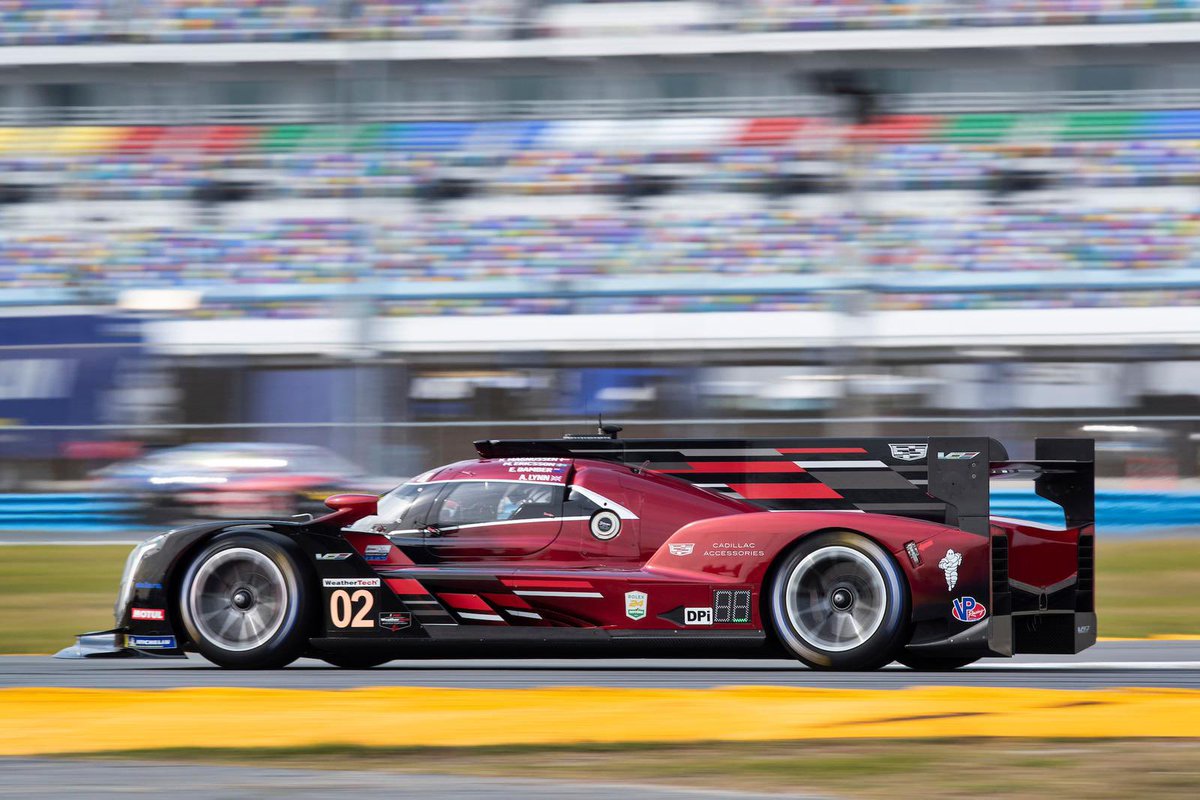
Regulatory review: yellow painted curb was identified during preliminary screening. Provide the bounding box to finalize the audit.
[1098,635,1200,642]
[3,685,1200,756]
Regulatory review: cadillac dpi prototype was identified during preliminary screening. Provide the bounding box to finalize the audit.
[61,433,1097,671]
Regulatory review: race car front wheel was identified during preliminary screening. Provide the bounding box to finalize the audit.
[768,531,909,671]
[179,531,312,668]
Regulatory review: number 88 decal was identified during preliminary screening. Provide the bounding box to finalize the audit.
[329,589,375,628]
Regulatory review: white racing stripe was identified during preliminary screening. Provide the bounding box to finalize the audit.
[505,609,544,620]
[513,590,604,598]
[793,460,888,469]
[457,612,505,622]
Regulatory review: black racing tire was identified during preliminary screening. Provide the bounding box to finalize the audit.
[178,531,313,669]
[895,653,980,671]
[768,530,910,671]
[320,653,394,669]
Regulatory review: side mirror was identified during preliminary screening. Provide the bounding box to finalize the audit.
[321,493,378,525]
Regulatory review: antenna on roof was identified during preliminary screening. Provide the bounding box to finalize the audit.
[563,415,623,441]
[598,414,622,440]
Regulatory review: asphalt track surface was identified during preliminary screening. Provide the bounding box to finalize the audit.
[3,640,1197,690]
[0,759,812,800]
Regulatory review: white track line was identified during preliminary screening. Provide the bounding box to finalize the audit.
[953,661,1200,670]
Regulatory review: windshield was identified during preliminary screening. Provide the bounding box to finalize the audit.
[357,482,441,533]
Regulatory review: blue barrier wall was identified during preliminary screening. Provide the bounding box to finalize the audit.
[991,488,1200,531]
[0,494,143,532]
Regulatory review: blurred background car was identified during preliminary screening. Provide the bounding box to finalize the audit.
[90,443,393,524]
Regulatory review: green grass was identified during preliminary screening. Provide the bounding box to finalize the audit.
[0,545,129,654]
[73,739,1200,798]
[0,537,1197,653]
[1093,537,1200,637]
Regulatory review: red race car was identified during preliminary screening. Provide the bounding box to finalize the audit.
[61,431,1096,671]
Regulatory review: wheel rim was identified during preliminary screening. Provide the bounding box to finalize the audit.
[783,545,888,653]
[188,547,289,652]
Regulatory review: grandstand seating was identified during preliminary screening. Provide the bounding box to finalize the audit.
[3,210,1198,315]
[737,1,1200,33]
[0,0,111,45]
[0,0,521,44]
[0,109,1197,317]
[3,111,1200,200]
[0,0,1195,45]
[5,111,1200,154]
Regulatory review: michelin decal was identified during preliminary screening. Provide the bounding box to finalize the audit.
[939,548,963,591]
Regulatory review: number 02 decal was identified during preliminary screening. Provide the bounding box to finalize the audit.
[329,589,375,628]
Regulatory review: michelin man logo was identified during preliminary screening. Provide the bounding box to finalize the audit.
[939,549,963,591]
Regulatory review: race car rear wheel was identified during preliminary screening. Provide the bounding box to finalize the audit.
[179,532,312,668]
[895,653,979,671]
[769,531,909,671]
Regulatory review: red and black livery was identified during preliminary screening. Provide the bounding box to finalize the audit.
[61,432,1097,671]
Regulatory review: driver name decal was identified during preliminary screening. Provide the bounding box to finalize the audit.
[500,458,570,483]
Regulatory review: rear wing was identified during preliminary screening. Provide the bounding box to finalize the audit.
[929,436,1095,534]
[475,435,1095,534]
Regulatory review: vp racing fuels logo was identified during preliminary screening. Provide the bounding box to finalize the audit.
[952,596,987,623]
[888,443,927,461]
[939,549,963,591]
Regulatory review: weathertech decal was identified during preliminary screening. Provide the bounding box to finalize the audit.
[378,611,412,631]
[322,578,381,588]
